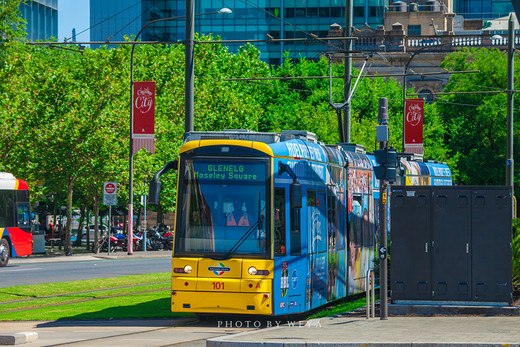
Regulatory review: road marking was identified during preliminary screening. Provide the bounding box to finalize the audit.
[2,267,42,272]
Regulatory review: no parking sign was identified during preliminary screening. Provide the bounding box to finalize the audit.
[103,182,117,206]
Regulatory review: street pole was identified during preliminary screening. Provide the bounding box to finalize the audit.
[143,193,147,252]
[128,8,231,254]
[108,205,111,255]
[379,182,388,319]
[507,14,515,216]
[375,97,390,320]
[129,45,135,255]
[185,0,195,135]
[343,0,353,143]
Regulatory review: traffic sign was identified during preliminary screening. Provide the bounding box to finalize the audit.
[379,246,387,259]
[103,182,117,206]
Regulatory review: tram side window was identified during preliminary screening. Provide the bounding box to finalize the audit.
[290,205,301,256]
[274,187,286,255]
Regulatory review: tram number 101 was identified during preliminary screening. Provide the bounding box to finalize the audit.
[212,281,225,290]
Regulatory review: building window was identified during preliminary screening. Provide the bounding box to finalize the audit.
[266,7,280,18]
[331,7,345,17]
[285,7,294,18]
[354,6,364,17]
[295,7,306,17]
[319,7,330,17]
[419,89,434,103]
[307,7,318,17]
[408,25,421,36]
[369,6,380,17]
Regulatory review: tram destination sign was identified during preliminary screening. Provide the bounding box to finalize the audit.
[194,162,265,182]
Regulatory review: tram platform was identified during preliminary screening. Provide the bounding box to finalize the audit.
[207,314,520,346]
[207,303,520,347]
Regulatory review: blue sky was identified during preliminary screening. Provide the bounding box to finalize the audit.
[58,0,90,42]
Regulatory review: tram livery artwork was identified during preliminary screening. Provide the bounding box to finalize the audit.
[149,130,452,316]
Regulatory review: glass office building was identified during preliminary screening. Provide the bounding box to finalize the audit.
[90,0,142,46]
[454,0,513,19]
[19,0,58,41]
[91,0,386,64]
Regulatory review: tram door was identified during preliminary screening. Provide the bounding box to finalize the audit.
[307,189,327,310]
[273,183,307,314]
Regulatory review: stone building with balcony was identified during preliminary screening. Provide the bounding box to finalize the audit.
[327,0,517,99]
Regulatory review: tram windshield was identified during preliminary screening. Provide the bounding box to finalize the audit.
[175,158,269,258]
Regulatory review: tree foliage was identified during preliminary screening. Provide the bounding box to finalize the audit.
[438,47,520,192]
[0,0,26,41]
[4,13,517,252]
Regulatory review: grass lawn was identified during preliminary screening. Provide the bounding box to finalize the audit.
[0,272,373,321]
[0,273,193,321]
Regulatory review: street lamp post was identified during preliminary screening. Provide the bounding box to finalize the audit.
[506,14,515,215]
[128,8,231,254]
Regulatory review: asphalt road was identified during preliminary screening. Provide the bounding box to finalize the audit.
[1,256,172,287]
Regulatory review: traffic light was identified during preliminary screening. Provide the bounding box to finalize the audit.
[374,149,387,165]
[385,147,397,182]
[372,147,398,182]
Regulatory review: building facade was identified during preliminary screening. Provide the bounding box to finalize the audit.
[454,0,513,19]
[19,0,58,41]
[90,0,388,64]
[90,0,141,45]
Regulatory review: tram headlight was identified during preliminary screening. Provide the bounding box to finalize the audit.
[184,265,193,274]
[248,266,258,275]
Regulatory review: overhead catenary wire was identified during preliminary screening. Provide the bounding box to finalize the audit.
[65,1,142,42]
[239,0,354,50]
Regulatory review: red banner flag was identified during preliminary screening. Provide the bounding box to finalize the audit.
[132,81,155,154]
[404,98,424,155]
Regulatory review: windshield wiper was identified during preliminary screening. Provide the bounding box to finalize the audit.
[212,215,264,260]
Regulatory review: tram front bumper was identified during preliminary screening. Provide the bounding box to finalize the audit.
[172,290,272,315]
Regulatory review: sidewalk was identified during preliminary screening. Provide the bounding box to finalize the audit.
[9,248,171,264]
[1,314,519,346]
[207,315,520,346]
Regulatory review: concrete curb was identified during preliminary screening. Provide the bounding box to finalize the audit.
[389,304,520,316]
[207,327,283,347]
[0,332,38,345]
[9,251,171,264]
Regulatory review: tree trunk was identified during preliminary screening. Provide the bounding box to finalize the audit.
[65,181,74,256]
[93,194,100,254]
[85,206,91,250]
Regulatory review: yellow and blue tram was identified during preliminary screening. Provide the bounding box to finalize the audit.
[149,130,451,316]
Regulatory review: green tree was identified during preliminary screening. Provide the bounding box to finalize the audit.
[0,0,26,41]
[438,47,520,191]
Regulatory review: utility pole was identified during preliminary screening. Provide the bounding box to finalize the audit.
[507,13,515,216]
[374,97,397,320]
[344,0,353,143]
[185,0,195,134]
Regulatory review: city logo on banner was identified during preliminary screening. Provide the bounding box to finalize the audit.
[132,81,155,153]
[404,98,424,155]
[135,87,154,115]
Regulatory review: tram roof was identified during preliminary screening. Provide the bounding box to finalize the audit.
[183,130,379,166]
